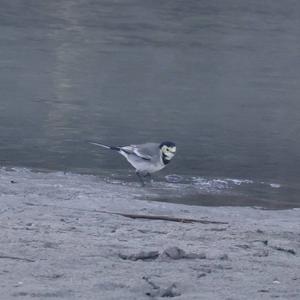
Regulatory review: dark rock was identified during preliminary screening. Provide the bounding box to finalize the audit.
[146,283,181,298]
[119,250,159,261]
[162,247,186,259]
[161,247,206,260]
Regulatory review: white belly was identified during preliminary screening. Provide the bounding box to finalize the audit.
[126,157,165,173]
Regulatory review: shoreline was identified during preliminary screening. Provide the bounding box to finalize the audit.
[1,165,297,210]
[0,168,299,299]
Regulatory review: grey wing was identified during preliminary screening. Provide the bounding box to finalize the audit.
[121,143,160,161]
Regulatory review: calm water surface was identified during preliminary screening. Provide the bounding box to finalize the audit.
[1,0,300,208]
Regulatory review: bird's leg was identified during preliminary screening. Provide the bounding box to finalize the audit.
[136,171,145,187]
[145,173,153,184]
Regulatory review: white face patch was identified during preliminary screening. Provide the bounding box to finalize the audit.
[162,146,176,160]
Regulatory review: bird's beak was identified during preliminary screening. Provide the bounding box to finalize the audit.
[169,147,176,154]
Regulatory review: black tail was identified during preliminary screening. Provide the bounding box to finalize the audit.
[88,142,121,151]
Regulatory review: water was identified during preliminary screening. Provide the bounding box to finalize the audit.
[1,0,300,208]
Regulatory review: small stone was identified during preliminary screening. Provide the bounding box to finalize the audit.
[219,254,229,260]
[162,247,186,260]
[197,273,207,278]
[51,274,64,279]
[258,289,269,293]
[119,250,159,261]
[161,246,206,260]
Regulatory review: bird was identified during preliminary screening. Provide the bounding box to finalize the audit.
[89,141,176,186]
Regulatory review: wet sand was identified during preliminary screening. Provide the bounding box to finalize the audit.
[0,168,299,299]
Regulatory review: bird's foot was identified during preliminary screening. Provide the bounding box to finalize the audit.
[136,172,146,187]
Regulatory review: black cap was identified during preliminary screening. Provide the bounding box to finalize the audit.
[159,141,176,149]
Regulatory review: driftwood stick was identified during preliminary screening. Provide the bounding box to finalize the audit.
[24,203,227,225]
[101,211,227,224]
[0,255,35,262]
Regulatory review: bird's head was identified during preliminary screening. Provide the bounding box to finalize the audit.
[160,141,176,163]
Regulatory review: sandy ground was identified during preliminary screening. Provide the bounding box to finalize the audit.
[0,168,300,299]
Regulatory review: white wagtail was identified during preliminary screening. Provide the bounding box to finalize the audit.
[89,141,176,186]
